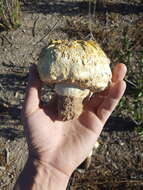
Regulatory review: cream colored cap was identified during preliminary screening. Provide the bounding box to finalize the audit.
[38,40,112,92]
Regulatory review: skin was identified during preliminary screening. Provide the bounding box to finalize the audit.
[14,63,127,190]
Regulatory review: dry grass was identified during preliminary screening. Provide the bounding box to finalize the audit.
[0,0,20,31]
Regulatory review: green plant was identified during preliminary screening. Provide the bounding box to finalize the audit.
[117,35,143,128]
[0,0,20,31]
[128,52,143,126]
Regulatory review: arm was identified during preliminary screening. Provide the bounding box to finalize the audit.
[14,158,69,190]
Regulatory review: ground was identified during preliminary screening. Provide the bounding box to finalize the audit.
[0,0,143,189]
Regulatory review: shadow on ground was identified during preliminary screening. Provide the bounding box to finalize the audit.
[104,116,137,132]
[0,73,27,92]
[0,62,27,93]
[22,0,143,15]
[0,127,24,140]
[0,103,21,121]
[0,65,27,125]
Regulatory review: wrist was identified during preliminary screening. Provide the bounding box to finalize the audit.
[14,157,70,190]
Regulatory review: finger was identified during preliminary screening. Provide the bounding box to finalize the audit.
[23,65,42,116]
[84,63,127,111]
[112,63,127,83]
[96,80,126,124]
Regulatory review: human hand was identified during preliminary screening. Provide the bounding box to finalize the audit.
[22,63,126,178]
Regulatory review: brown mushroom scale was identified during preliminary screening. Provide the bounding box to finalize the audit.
[37,40,112,121]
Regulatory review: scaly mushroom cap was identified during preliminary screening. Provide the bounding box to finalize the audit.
[37,40,112,120]
[38,40,111,92]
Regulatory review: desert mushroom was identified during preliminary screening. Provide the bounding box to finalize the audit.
[37,40,112,121]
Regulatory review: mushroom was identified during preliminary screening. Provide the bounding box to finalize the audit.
[37,40,112,121]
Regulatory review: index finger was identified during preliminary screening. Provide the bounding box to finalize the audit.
[112,63,127,83]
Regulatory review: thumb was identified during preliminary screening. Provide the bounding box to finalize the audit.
[22,65,42,117]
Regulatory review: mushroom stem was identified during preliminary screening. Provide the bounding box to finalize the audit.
[57,95,84,121]
[54,84,90,121]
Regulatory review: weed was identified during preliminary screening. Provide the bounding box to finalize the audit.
[117,35,143,128]
[0,0,20,31]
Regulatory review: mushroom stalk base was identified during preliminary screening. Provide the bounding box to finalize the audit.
[57,95,84,121]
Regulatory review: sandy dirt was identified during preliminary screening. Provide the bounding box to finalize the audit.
[0,0,143,189]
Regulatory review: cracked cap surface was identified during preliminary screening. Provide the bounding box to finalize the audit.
[37,40,112,92]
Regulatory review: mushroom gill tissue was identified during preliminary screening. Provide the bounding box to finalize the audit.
[37,40,112,121]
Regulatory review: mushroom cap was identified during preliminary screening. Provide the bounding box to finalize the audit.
[38,40,112,92]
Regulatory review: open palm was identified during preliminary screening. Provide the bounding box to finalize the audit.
[22,63,126,177]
